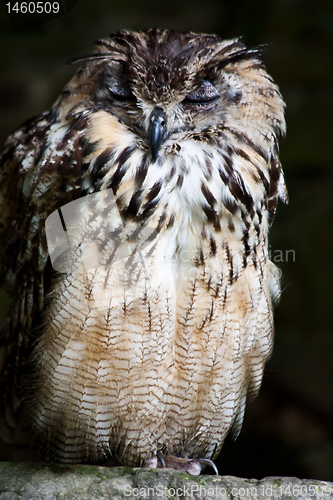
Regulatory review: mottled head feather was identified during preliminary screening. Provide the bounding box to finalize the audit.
[69,30,266,105]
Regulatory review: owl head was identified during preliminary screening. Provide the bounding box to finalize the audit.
[57,29,285,164]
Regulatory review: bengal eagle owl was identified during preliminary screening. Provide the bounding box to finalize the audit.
[0,29,287,474]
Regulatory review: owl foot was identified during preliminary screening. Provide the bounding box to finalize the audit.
[144,452,218,476]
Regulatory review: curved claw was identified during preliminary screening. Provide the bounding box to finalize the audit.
[151,453,218,476]
[191,458,219,475]
[157,450,166,468]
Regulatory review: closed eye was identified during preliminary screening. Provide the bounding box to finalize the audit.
[182,80,220,106]
[109,86,136,102]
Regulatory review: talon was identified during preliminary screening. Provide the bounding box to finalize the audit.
[157,450,166,468]
[157,454,218,475]
[191,458,219,475]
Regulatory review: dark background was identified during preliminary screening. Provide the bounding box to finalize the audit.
[0,0,332,481]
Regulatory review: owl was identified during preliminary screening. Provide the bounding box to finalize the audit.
[0,29,287,474]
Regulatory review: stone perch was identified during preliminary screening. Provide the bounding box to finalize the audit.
[0,463,332,500]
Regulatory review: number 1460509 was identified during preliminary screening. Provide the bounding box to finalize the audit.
[6,2,60,14]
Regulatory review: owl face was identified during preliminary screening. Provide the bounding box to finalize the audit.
[64,30,283,165]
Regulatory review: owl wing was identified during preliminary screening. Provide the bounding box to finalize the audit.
[0,108,90,441]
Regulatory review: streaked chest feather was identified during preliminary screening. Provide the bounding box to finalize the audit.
[30,129,276,463]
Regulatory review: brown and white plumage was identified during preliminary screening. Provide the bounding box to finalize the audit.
[0,29,287,470]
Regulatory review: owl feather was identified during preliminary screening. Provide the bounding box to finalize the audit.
[0,29,287,471]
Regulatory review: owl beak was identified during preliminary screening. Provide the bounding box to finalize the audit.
[149,107,167,161]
